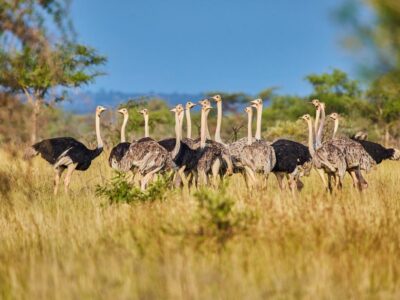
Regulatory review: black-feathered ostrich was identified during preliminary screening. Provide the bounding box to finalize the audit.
[109,108,131,170]
[250,98,312,192]
[351,134,400,164]
[24,106,107,195]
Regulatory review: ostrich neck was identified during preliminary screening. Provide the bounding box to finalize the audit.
[316,106,325,146]
[255,104,263,140]
[333,118,339,139]
[96,114,103,148]
[314,108,320,138]
[307,120,315,157]
[200,110,208,149]
[171,112,182,159]
[215,101,223,143]
[186,108,192,139]
[205,115,211,140]
[247,112,253,145]
[144,115,149,138]
[120,114,128,143]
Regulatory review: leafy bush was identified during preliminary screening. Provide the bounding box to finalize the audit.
[194,184,257,238]
[96,172,170,204]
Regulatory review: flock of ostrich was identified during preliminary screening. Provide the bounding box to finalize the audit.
[24,95,400,195]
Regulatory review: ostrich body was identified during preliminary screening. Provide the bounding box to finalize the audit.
[24,106,106,195]
[350,137,400,164]
[327,112,376,189]
[109,108,131,170]
[240,106,276,186]
[120,105,184,190]
[251,98,312,191]
[301,114,346,192]
[312,100,375,190]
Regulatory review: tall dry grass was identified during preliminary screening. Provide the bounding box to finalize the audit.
[0,147,399,299]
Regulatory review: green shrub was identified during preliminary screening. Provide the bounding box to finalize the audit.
[194,184,257,238]
[96,172,170,204]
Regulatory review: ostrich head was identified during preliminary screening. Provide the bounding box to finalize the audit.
[210,94,222,103]
[170,104,184,115]
[139,108,148,116]
[310,99,321,108]
[245,106,253,114]
[199,98,211,107]
[185,101,196,110]
[300,114,312,122]
[250,98,262,108]
[118,108,128,115]
[96,106,107,116]
[201,102,212,112]
[328,112,339,120]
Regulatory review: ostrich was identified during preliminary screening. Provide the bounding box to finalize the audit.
[24,106,107,195]
[120,105,184,190]
[351,134,400,164]
[109,108,131,170]
[312,100,375,190]
[327,112,376,190]
[301,114,346,192]
[249,98,312,191]
[240,105,276,187]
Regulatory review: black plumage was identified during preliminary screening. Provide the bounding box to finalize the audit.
[31,137,103,171]
[351,138,398,164]
[108,142,131,168]
[271,139,311,173]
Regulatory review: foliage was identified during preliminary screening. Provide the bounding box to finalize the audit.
[96,172,171,204]
[194,184,256,238]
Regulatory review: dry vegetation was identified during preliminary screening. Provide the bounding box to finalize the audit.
[0,147,400,299]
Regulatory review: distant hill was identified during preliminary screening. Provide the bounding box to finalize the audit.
[60,90,205,114]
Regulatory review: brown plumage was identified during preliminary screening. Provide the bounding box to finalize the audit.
[301,113,346,192]
[119,105,184,190]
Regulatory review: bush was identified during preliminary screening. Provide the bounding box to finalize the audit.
[96,172,171,204]
[194,184,257,238]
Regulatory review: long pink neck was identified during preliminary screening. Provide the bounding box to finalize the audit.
[255,104,263,140]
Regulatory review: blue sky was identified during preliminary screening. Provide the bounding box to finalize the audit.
[71,0,352,96]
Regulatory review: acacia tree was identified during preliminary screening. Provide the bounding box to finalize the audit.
[0,45,106,142]
[0,0,106,143]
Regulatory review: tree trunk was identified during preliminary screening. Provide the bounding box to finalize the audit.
[30,98,41,144]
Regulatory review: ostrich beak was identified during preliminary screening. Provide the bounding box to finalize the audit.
[170,108,177,112]
[117,109,124,114]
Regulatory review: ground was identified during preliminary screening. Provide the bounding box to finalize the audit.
[0,148,399,299]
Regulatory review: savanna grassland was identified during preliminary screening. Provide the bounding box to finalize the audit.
[0,147,400,300]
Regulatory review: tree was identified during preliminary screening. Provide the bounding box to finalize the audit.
[0,0,106,143]
[0,44,106,143]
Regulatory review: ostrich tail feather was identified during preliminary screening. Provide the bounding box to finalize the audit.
[23,147,38,160]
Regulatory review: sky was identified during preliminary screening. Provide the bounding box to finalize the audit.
[71,0,353,96]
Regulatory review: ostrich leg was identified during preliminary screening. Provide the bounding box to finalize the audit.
[316,168,329,191]
[64,163,77,194]
[140,166,163,191]
[54,167,65,196]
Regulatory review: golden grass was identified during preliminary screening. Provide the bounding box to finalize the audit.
[0,148,400,299]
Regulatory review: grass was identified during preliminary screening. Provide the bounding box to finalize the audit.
[0,147,400,299]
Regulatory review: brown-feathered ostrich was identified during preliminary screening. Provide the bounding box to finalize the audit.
[120,105,184,190]
[171,100,229,186]
[327,112,376,190]
[311,99,375,190]
[109,108,131,170]
[301,114,346,192]
[250,98,312,192]
[24,106,107,195]
[240,104,276,187]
